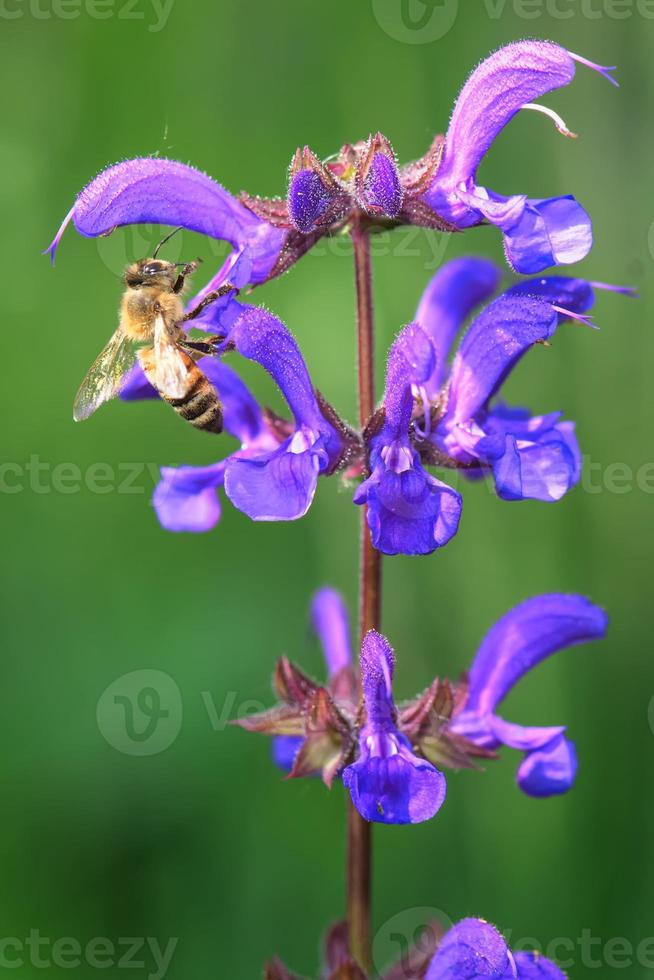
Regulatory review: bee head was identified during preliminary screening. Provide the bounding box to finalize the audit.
[124,258,177,290]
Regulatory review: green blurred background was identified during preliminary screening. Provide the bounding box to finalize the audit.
[2,1,653,976]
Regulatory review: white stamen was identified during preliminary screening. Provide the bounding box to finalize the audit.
[522,103,578,139]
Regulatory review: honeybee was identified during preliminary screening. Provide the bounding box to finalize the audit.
[73,228,233,434]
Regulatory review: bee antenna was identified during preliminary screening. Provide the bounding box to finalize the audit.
[153,226,184,258]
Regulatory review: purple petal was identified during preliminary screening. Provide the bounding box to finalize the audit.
[516,733,578,798]
[311,588,352,677]
[426,918,512,979]
[414,258,502,392]
[359,630,396,728]
[486,412,581,502]
[430,41,576,191]
[228,307,330,435]
[513,951,567,978]
[45,158,285,284]
[355,460,462,557]
[501,196,593,274]
[120,363,160,402]
[272,736,302,773]
[506,275,596,316]
[288,169,332,233]
[362,152,403,219]
[384,323,436,432]
[343,739,446,825]
[488,717,566,755]
[464,594,608,716]
[446,295,558,424]
[224,439,320,521]
[153,463,225,532]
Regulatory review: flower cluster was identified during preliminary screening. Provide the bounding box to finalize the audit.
[115,262,628,555]
[237,587,607,824]
[46,41,626,559]
[48,42,615,282]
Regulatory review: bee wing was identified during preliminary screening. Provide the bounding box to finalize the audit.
[73,327,136,421]
[152,312,191,400]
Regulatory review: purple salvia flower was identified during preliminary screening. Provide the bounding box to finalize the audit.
[451,594,608,797]
[437,292,578,503]
[343,630,446,825]
[423,41,618,273]
[273,587,353,772]
[147,303,347,528]
[221,306,346,521]
[426,918,566,979]
[354,323,462,556]
[414,268,621,504]
[44,158,287,290]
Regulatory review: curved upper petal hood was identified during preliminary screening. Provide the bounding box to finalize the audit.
[421,41,616,272]
[435,41,577,188]
[463,594,608,716]
[445,295,559,425]
[414,257,502,394]
[45,158,286,285]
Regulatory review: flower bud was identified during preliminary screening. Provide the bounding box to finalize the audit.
[287,169,332,233]
[287,146,347,234]
[356,133,404,219]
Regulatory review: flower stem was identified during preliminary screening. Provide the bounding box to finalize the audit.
[347,220,381,973]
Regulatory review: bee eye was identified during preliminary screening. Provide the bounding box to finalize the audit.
[143,262,161,275]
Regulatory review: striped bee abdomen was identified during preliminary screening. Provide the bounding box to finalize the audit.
[164,366,223,434]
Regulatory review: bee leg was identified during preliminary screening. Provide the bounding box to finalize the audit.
[181,283,239,322]
[172,258,202,294]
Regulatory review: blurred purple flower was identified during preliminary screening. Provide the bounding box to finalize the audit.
[451,594,608,797]
[273,587,354,773]
[426,917,566,979]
